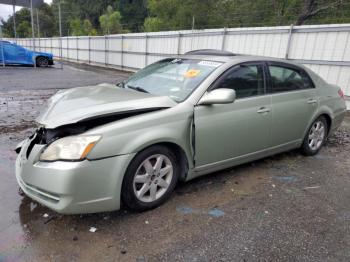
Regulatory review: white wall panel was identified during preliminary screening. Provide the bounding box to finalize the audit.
[8,24,350,96]
[107,52,122,66]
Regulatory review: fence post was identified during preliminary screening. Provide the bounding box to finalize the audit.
[121,35,124,70]
[285,24,294,59]
[105,35,108,66]
[88,36,91,64]
[66,37,69,61]
[221,27,227,51]
[145,33,148,67]
[177,33,181,55]
[0,24,5,67]
[76,37,79,62]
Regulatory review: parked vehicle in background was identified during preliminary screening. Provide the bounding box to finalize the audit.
[0,41,54,67]
[15,50,346,214]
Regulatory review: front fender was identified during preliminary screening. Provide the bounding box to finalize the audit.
[85,106,194,169]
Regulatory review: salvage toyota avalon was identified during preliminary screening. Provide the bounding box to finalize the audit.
[15,49,347,214]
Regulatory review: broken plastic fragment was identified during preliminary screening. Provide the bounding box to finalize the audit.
[89,227,97,233]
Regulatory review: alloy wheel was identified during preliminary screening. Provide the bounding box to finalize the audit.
[133,154,173,203]
[308,120,325,151]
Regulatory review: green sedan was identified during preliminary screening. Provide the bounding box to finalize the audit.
[15,50,347,214]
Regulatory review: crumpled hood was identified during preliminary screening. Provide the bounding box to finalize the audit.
[37,84,177,128]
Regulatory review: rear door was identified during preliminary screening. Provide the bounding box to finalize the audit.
[194,62,272,167]
[267,62,318,147]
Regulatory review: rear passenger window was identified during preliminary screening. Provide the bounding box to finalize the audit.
[269,65,313,93]
[216,64,264,99]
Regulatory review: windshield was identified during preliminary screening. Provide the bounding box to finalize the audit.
[123,58,222,102]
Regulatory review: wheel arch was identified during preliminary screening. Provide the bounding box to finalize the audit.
[35,55,49,65]
[319,113,332,135]
[303,109,333,140]
[130,141,190,182]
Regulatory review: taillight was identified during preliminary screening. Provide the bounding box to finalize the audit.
[338,89,345,99]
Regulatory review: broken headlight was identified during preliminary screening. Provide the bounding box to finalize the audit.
[39,135,101,161]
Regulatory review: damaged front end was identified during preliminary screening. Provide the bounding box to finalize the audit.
[16,107,167,158]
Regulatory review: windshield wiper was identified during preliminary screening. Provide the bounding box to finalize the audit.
[127,85,149,93]
[116,81,125,88]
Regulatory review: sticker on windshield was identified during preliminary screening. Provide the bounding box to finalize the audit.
[198,61,222,67]
[184,69,201,78]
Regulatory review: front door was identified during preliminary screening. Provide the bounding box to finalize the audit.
[3,43,28,64]
[194,62,271,168]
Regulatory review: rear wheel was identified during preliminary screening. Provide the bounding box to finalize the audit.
[36,56,49,67]
[301,116,328,156]
[121,145,179,211]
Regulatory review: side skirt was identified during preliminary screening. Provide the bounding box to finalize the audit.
[187,140,301,180]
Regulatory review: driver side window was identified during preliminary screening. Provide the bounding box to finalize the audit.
[215,64,265,99]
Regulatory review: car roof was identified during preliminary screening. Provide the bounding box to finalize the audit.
[175,49,303,68]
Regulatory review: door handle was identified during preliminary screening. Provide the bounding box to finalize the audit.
[257,107,270,114]
[307,99,317,104]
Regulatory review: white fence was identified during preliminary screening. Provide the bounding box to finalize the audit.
[10,24,350,96]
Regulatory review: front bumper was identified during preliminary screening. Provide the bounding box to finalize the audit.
[16,137,135,214]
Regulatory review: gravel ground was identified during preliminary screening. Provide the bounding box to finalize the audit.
[0,64,349,262]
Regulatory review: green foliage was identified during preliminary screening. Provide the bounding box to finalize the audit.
[69,19,97,36]
[119,0,148,32]
[144,0,350,31]
[144,17,167,32]
[1,0,349,37]
[16,21,32,38]
[99,6,123,35]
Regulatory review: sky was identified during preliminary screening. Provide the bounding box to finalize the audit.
[0,0,52,22]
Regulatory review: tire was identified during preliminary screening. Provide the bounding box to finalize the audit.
[36,56,49,67]
[121,145,179,211]
[301,116,328,156]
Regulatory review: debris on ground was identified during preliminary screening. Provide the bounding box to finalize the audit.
[327,129,350,146]
[304,186,321,190]
[89,227,97,233]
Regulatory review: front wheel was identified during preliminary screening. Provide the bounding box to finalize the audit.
[301,116,328,156]
[121,145,179,211]
[36,56,49,67]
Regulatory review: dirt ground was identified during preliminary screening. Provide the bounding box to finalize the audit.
[0,64,350,262]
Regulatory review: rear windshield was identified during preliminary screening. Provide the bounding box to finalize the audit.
[124,58,222,102]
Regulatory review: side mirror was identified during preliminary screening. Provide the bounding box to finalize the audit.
[198,88,236,105]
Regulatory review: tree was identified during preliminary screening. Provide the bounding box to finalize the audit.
[144,0,231,31]
[2,8,32,37]
[296,0,344,25]
[68,18,97,36]
[83,19,97,36]
[99,5,123,34]
[119,0,148,32]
